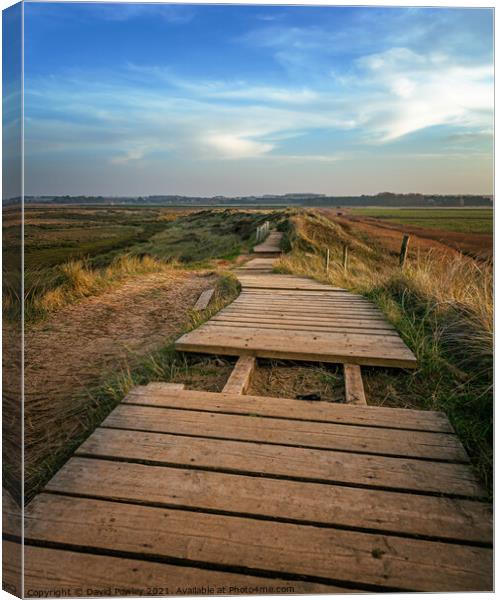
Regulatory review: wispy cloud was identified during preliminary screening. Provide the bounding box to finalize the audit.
[23,5,493,195]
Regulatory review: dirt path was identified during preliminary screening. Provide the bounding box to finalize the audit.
[26,270,216,402]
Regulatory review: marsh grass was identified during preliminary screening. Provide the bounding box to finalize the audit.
[24,254,179,321]
[276,209,493,492]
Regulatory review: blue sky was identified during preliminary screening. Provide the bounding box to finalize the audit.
[21,3,493,196]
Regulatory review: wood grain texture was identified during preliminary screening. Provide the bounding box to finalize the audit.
[222,356,256,395]
[344,364,367,405]
[19,543,347,595]
[102,403,468,461]
[176,326,417,368]
[176,269,417,367]
[77,427,481,496]
[44,457,493,544]
[123,386,454,432]
[24,495,492,592]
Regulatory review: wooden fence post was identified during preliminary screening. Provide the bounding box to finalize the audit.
[325,248,330,273]
[342,244,349,272]
[399,234,410,267]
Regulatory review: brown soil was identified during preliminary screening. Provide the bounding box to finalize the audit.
[248,359,345,403]
[321,209,492,261]
[25,270,217,400]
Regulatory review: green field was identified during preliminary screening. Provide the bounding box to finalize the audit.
[350,208,493,234]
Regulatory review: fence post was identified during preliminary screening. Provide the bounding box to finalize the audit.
[342,244,349,272]
[399,234,410,267]
[325,248,330,273]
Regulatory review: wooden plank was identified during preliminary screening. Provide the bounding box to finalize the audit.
[238,289,364,298]
[124,387,454,433]
[217,310,395,327]
[103,403,468,461]
[344,364,367,405]
[220,307,388,320]
[79,428,481,496]
[42,458,494,544]
[145,382,185,391]
[204,321,400,337]
[239,283,345,291]
[222,356,256,395]
[212,314,396,332]
[178,325,411,350]
[2,540,22,598]
[18,543,345,595]
[193,288,215,311]
[24,494,493,592]
[175,326,418,369]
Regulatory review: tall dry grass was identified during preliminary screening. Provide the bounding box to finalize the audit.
[277,209,493,491]
[25,254,179,319]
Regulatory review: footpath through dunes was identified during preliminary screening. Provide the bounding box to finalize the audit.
[177,233,417,369]
[6,228,492,595]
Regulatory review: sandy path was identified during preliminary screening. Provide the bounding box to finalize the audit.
[25,270,216,401]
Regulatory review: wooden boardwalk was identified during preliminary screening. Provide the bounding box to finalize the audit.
[253,230,282,254]
[9,385,492,593]
[176,272,417,369]
[5,229,491,595]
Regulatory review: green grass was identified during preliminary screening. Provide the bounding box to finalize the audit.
[133,209,277,262]
[350,208,493,234]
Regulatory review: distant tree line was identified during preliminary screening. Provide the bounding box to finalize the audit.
[9,192,493,208]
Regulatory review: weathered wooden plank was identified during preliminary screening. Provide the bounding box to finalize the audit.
[2,540,22,598]
[238,289,364,298]
[18,543,344,595]
[193,288,215,311]
[220,307,388,321]
[104,403,468,461]
[124,387,453,432]
[205,321,400,337]
[175,326,417,369]
[41,458,494,543]
[344,364,367,405]
[24,495,493,592]
[145,382,185,391]
[79,428,481,496]
[253,231,283,253]
[217,310,395,327]
[178,325,411,350]
[212,314,396,332]
[222,356,256,395]
[237,279,344,291]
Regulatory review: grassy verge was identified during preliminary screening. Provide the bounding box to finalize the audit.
[276,209,493,494]
[23,272,240,501]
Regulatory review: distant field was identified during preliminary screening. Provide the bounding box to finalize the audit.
[350,208,493,234]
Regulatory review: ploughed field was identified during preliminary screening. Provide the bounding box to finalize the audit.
[342,208,492,260]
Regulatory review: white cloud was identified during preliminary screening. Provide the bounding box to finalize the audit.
[355,47,493,141]
[201,133,274,159]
